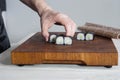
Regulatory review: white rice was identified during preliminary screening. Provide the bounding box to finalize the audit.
[77,33,85,40]
[64,37,72,45]
[85,33,94,40]
[56,36,64,45]
[49,34,57,43]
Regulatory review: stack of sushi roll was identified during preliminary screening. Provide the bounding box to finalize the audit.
[49,34,72,45]
[77,32,94,41]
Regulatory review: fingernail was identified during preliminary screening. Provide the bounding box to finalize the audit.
[46,37,48,42]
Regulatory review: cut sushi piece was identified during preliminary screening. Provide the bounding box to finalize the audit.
[49,34,57,43]
[55,36,64,45]
[64,37,72,45]
[77,32,85,40]
[85,33,94,40]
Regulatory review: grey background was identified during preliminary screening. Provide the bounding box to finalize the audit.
[6,0,120,44]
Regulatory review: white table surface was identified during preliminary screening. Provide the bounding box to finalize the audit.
[0,33,120,80]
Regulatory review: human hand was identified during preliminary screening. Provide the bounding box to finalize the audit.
[40,9,76,41]
[20,0,76,42]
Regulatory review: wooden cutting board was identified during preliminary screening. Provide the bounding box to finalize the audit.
[11,32,118,67]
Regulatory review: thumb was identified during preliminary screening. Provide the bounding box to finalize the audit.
[41,22,50,42]
[42,30,49,42]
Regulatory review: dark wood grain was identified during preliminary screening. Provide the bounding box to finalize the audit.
[11,32,118,66]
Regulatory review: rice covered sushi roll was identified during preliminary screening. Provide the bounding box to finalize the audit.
[85,33,94,40]
[77,32,85,40]
[55,36,64,45]
[64,37,72,45]
[49,34,57,43]
[49,34,73,45]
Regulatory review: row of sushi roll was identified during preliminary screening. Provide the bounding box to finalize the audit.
[77,32,94,41]
[49,32,94,45]
[49,34,72,45]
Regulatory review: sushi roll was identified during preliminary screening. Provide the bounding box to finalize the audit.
[77,32,85,40]
[49,34,73,45]
[55,36,64,45]
[64,37,72,45]
[85,33,94,41]
[49,34,57,43]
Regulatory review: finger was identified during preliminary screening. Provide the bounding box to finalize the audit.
[70,21,76,36]
[62,19,75,37]
[65,21,76,37]
[42,28,49,42]
[54,17,72,36]
[41,20,54,41]
[41,21,50,42]
[65,24,73,37]
[55,18,72,36]
[54,14,76,37]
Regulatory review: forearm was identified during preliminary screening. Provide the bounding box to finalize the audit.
[20,0,52,16]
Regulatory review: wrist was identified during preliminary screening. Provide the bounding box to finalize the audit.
[38,6,53,16]
[32,0,52,16]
